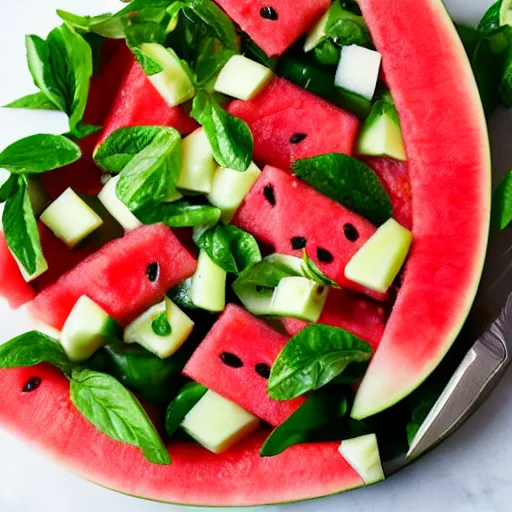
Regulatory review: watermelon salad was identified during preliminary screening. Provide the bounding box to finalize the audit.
[2,0,512,506]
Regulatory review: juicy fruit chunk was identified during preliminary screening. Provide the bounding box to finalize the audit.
[40,188,103,249]
[214,0,330,57]
[228,77,359,169]
[60,296,121,362]
[335,45,382,101]
[183,304,305,426]
[214,55,274,100]
[140,43,195,107]
[124,297,194,359]
[28,224,197,329]
[345,218,412,293]
[338,434,384,485]
[190,250,227,312]
[181,390,260,454]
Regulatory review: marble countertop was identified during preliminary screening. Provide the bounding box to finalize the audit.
[1,0,511,510]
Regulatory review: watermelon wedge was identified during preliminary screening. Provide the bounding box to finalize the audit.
[351,0,490,419]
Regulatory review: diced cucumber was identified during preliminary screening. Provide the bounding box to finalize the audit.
[345,218,412,293]
[177,128,216,194]
[208,162,261,222]
[140,43,195,107]
[191,250,226,312]
[304,10,329,52]
[60,295,121,362]
[266,254,305,276]
[181,390,260,454]
[233,283,275,316]
[124,297,194,359]
[501,0,512,26]
[12,250,48,283]
[335,45,382,101]
[270,276,329,322]
[214,55,274,101]
[338,434,385,485]
[40,188,103,248]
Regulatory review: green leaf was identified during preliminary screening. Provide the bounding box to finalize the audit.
[57,10,125,39]
[492,170,512,229]
[165,381,208,436]
[242,34,275,68]
[293,153,392,225]
[70,368,171,465]
[72,123,103,140]
[152,312,172,336]
[4,92,59,111]
[478,1,502,35]
[168,278,197,310]
[0,134,81,174]
[0,175,18,203]
[191,91,253,172]
[325,0,372,48]
[0,331,73,374]
[195,38,236,88]
[135,201,221,227]
[301,250,339,287]
[268,325,372,400]
[456,25,481,58]
[194,224,262,275]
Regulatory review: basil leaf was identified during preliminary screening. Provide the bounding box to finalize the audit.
[165,381,208,436]
[0,134,81,175]
[492,170,512,229]
[0,175,18,203]
[194,224,261,275]
[301,251,339,287]
[70,368,171,465]
[191,92,253,172]
[57,10,125,39]
[195,38,237,88]
[478,1,502,35]
[135,201,221,227]
[325,0,372,48]
[268,325,372,400]
[3,178,45,276]
[168,278,197,310]
[293,153,392,226]
[4,92,59,111]
[0,331,72,374]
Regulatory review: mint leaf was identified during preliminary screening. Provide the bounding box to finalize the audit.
[478,1,502,35]
[191,91,253,172]
[4,92,59,111]
[57,10,125,39]
[268,325,372,400]
[152,312,172,336]
[325,0,372,48]
[242,34,274,68]
[0,175,18,203]
[70,368,170,465]
[135,201,221,227]
[0,134,81,174]
[492,170,512,229]
[293,153,392,226]
[195,38,236,88]
[72,123,102,140]
[0,331,73,374]
[165,381,208,436]
[301,250,339,287]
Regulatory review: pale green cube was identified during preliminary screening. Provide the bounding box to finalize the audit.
[304,10,329,52]
[338,434,385,485]
[191,250,226,312]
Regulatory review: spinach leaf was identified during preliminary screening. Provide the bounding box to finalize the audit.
[168,278,197,310]
[135,201,221,228]
[165,381,208,436]
[325,0,372,48]
[4,92,59,111]
[191,91,253,172]
[301,251,339,287]
[194,224,261,275]
[70,368,171,465]
[0,331,73,374]
[492,170,512,229]
[268,325,372,400]
[0,135,81,174]
[293,153,392,225]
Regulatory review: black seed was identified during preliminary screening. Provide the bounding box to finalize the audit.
[255,363,271,379]
[317,248,334,263]
[291,236,307,250]
[343,223,359,242]
[260,6,278,20]
[23,377,42,393]
[263,184,276,206]
[220,352,244,368]
[289,133,307,144]
[146,262,160,282]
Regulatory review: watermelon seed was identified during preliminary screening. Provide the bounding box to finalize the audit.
[255,363,271,379]
[22,377,42,393]
[260,6,278,20]
[289,133,307,144]
[263,184,276,206]
[146,262,160,282]
[317,248,334,263]
[291,237,307,250]
[220,352,244,368]
[343,223,359,242]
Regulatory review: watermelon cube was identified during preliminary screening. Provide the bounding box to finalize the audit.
[183,304,305,426]
[214,0,330,57]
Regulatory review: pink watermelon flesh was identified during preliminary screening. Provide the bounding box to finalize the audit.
[183,304,305,426]
[351,0,490,419]
[214,0,330,57]
[228,77,360,170]
[28,224,197,330]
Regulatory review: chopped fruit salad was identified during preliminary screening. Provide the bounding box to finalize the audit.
[1,0,510,506]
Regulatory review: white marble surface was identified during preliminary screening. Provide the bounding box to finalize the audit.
[1,0,511,511]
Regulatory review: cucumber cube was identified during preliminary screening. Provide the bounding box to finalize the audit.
[181,390,260,454]
[271,276,329,322]
[98,175,142,232]
[40,188,103,248]
[265,254,305,276]
[191,250,226,312]
[335,45,382,101]
[177,128,216,194]
[60,295,121,362]
[140,43,195,107]
[304,10,329,52]
[214,55,274,101]
[338,434,385,485]
[124,297,194,359]
[208,162,262,222]
[345,218,412,293]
